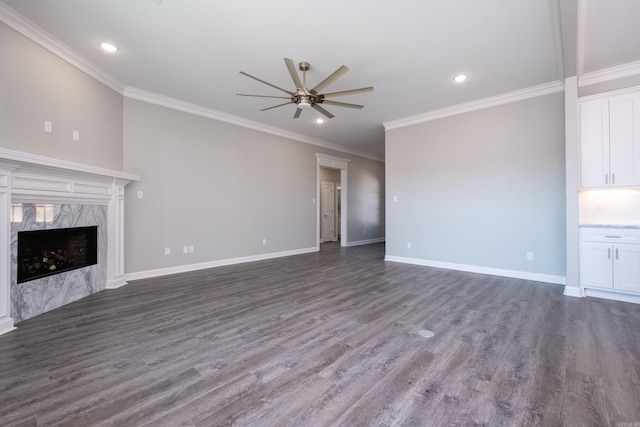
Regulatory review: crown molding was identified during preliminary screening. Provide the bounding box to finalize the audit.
[124,87,385,163]
[578,60,640,88]
[383,81,565,130]
[0,3,126,94]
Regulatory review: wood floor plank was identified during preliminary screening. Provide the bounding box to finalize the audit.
[1,242,639,426]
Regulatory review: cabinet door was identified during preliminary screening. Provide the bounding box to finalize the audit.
[609,94,640,187]
[580,99,610,188]
[613,244,640,292]
[580,242,613,288]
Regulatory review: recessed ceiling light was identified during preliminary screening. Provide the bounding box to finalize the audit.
[100,42,118,53]
[316,118,324,124]
[454,74,468,83]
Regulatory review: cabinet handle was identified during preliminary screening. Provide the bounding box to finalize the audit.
[605,174,608,184]
[612,173,615,184]
[605,235,622,238]
[608,248,611,259]
[616,248,619,260]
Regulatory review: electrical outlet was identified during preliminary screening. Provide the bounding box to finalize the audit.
[596,202,604,212]
[73,130,80,141]
[527,252,533,261]
[262,238,267,245]
[189,245,194,253]
[183,246,189,254]
[164,247,170,255]
[407,242,412,249]
[44,120,52,133]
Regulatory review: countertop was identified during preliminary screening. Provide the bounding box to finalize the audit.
[579,223,640,229]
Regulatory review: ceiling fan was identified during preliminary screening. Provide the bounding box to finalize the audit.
[237,58,373,119]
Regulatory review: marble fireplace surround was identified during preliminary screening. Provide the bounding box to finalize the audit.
[0,148,139,335]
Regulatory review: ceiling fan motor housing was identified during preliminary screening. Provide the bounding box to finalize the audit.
[294,89,318,109]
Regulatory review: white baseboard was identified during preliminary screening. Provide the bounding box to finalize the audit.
[584,287,640,304]
[563,286,583,298]
[0,316,17,336]
[384,255,566,285]
[106,277,128,290]
[126,246,318,281]
[344,237,385,247]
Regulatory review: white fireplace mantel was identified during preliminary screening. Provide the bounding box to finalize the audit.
[0,148,139,335]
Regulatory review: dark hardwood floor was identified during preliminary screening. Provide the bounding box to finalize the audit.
[1,242,639,426]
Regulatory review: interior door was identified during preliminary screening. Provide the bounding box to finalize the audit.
[321,181,335,242]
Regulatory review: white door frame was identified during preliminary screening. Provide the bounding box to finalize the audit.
[316,153,350,248]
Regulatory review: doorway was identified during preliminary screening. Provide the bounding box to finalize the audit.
[316,153,350,248]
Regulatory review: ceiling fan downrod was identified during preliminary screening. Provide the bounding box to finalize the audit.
[297,61,313,109]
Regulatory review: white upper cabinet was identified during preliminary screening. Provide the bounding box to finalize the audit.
[580,92,640,188]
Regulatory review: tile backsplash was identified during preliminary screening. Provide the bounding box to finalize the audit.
[579,188,640,225]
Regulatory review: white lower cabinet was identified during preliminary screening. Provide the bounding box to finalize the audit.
[580,227,640,295]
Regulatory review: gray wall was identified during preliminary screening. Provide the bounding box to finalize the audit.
[348,157,385,240]
[123,99,385,274]
[0,23,124,170]
[386,92,566,277]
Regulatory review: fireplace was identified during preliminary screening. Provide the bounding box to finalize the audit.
[0,147,138,334]
[17,226,98,283]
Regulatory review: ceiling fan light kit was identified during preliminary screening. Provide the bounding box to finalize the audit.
[237,58,373,119]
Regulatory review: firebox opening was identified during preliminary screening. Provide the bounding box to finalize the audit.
[17,226,98,284]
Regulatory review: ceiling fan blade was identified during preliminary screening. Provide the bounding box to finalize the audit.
[322,86,374,98]
[312,65,349,93]
[321,100,364,109]
[260,102,293,111]
[293,108,302,119]
[236,94,292,99]
[312,104,335,119]
[284,58,303,89]
[240,71,294,95]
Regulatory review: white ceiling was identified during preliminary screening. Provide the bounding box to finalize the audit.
[1,0,639,160]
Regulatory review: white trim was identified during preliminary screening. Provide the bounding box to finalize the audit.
[344,238,385,247]
[126,246,318,281]
[106,277,128,289]
[0,3,126,94]
[584,287,640,304]
[563,286,583,298]
[0,148,139,182]
[315,153,351,169]
[125,88,384,163]
[384,255,566,285]
[579,60,640,88]
[383,81,565,130]
[0,316,16,336]
[0,168,14,336]
[578,84,640,102]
